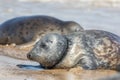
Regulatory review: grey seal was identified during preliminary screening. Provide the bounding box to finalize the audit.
[27,30,120,70]
[27,33,67,68]
[0,15,83,47]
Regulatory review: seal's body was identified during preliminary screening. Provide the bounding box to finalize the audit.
[81,30,120,70]
[0,15,83,47]
[27,30,120,70]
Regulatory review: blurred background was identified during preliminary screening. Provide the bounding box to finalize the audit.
[0,0,120,35]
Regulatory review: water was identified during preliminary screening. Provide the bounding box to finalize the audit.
[17,64,44,70]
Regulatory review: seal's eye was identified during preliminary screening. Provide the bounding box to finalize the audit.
[40,43,47,49]
[46,39,53,44]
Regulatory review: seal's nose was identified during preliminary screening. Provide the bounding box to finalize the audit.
[27,53,32,60]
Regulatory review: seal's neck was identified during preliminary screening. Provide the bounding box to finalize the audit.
[52,36,69,69]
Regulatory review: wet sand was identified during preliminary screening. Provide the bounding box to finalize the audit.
[0,45,119,80]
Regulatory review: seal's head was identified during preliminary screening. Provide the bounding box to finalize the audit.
[63,21,84,34]
[27,33,67,68]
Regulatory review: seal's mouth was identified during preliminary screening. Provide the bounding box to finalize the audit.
[27,53,32,60]
[27,51,35,61]
[27,50,41,62]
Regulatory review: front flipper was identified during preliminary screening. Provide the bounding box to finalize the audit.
[77,55,98,70]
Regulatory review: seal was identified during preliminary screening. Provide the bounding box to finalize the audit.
[0,15,83,47]
[27,30,120,70]
[27,33,67,68]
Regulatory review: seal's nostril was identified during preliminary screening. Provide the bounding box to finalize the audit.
[27,53,31,59]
